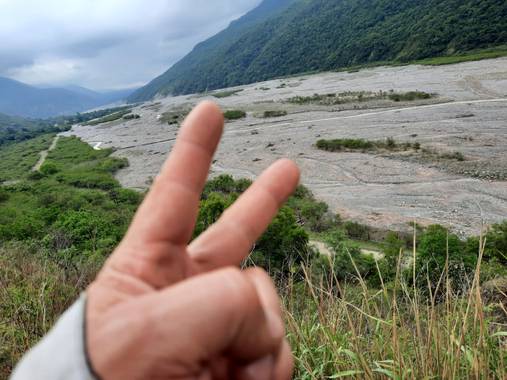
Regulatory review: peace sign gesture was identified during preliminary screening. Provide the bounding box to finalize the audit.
[86,101,299,380]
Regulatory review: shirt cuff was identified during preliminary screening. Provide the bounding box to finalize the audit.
[10,295,96,380]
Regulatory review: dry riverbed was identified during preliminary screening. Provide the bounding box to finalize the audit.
[63,58,507,237]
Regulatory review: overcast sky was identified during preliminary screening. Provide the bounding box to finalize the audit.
[0,0,261,91]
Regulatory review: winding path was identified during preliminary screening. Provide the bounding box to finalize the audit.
[32,135,59,172]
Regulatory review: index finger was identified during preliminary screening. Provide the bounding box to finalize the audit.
[125,101,224,246]
[188,159,300,271]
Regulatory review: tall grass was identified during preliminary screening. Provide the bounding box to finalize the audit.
[283,238,506,379]
[0,243,98,377]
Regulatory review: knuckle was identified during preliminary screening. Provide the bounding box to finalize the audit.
[220,267,261,312]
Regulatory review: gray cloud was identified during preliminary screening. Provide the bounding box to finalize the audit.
[0,0,262,90]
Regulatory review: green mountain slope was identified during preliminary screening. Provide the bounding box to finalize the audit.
[129,0,507,101]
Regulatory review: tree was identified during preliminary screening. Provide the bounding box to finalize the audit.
[416,225,475,293]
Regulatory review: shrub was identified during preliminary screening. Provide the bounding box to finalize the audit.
[223,110,246,120]
[416,225,476,294]
[202,175,252,197]
[193,192,235,237]
[287,188,333,232]
[263,110,288,118]
[56,171,119,190]
[312,229,377,284]
[440,151,465,161]
[212,89,243,98]
[40,162,58,175]
[466,221,507,265]
[86,109,132,125]
[122,113,140,120]
[343,221,370,240]
[253,207,309,275]
[0,188,8,202]
[97,157,129,173]
[316,139,374,151]
[389,91,432,102]
[27,171,45,180]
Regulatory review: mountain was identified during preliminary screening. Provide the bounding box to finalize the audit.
[128,0,296,102]
[129,0,507,101]
[63,85,135,105]
[0,77,134,118]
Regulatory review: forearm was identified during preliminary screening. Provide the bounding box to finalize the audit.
[10,296,96,380]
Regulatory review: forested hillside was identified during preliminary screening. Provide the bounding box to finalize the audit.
[0,113,63,146]
[129,0,507,101]
[0,107,133,146]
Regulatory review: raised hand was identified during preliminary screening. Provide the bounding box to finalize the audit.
[86,101,299,380]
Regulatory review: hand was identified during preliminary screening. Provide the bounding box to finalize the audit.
[86,101,300,380]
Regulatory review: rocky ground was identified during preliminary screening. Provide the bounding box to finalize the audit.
[63,58,507,237]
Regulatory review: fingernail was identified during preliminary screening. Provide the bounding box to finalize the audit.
[244,355,274,380]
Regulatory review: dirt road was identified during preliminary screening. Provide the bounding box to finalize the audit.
[32,135,59,172]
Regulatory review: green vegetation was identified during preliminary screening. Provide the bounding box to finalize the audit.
[415,45,507,66]
[388,91,432,102]
[0,113,65,147]
[159,109,190,125]
[316,138,420,153]
[0,134,55,182]
[0,244,94,377]
[85,107,133,126]
[0,106,137,147]
[288,91,433,105]
[1,136,506,378]
[287,255,506,378]
[211,89,243,98]
[438,150,466,162]
[223,110,246,121]
[128,0,507,99]
[262,110,288,118]
[0,136,141,257]
[122,113,140,120]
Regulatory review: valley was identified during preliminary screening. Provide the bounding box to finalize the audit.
[63,58,507,237]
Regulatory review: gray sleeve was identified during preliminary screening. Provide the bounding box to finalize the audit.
[10,296,97,380]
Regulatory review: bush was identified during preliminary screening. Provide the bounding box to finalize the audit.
[97,157,129,173]
[343,221,370,240]
[197,177,310,275]
[312,229,377,284]
[212,89,243,98]
[40,162,58,175]
[263,110,288,118]
[86,109,132,125]
[466,221,507,265]
[202,175,252,197]
[122,113,140,120]
[27,171,45,180]
[316,138,421,153]
[193,192,235,237]
[56,171,119,190]
[223,110,246,120]
[316,138,374,151]
[253,207,309,275]
[416,225,476,294]
[389,91,432,102]
[0,188,8,202]
[287,187,333,232]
